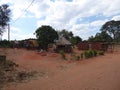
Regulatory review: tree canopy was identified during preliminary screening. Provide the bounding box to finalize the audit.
[0,4,11,35]
[35,25,58,50]
[88,31,112,42]
[57,29,73,40]
[70,36,82,45]
[100,20,120,42]
[57,29,82,45]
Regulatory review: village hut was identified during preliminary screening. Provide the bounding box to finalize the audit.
[55,37,72,53]
[23,39,39,50]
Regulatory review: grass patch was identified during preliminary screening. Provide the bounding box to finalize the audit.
[0,59,39,89]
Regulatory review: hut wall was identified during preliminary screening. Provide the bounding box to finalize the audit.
[77,42,89,50]
[78,42,108,51]
[91,43,102,50]
[56,45,72,53]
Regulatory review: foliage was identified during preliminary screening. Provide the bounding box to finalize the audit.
[57,30,82,46]
[88,20,120,42]
[75,55,80,61]
[70,52,76,60]
[85,50,97,57]
[0,40,14,48]
[84,50,94,58]
[70,36,82,46]
[0,4,11,35]
[100,20,120,42]
[84,50,100,59]
[84,51,89,58]
[88,36,94,42]
[70,52,81,61]
[59,50,67,60]
[70,50,98,60]
[0,40,13,48]
[98,51,104,55]
[80,53,84,59]
[0,59,38,89]
[88,31,113,42]
[35,25,58,50]
[57,29,73,40]
[92,50,97,57]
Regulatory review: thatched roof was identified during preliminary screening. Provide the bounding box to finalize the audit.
[55,37,71,45]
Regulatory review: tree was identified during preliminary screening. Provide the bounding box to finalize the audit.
[88,36,94,42]
[35,25,58,50]
[57,29,73,40]
[101,20,120,42]
[88,31,113,42]
[70,36,82,45]
[95,31,112,42]
[0,4,11,37]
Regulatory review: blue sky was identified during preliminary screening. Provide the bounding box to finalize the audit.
[0,0,120,40]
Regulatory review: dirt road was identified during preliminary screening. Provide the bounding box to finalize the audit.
[3,49,120,90]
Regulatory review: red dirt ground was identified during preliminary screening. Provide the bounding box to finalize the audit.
[1,48,120,90]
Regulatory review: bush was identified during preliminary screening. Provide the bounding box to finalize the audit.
[84,51,90,58]
[89,50,94,57]
[84,50,98,59]
[59,50,67,60]
[0,40,14,48]
[75,55,80,61]
[98,51,104,55]
[80,53,84,59]
[70,52,81,61]
[92,50,97,57]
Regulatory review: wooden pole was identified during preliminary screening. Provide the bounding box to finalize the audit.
[8,24,10,41]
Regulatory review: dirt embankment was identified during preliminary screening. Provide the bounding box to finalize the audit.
[1,48,120,90]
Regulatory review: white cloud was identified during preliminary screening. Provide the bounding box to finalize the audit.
[3,31,36,40]
[102,0,120,17]
[2,26,36,40]
[112,15,120,21]
[1,0,120,40]
[90,19,108,27]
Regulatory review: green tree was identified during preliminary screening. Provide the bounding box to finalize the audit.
[58,29,73,40]
[115,32,120,42]
[95,31,112,42]
[70,36,82,45]
[88,36,94,42]
[0,4,11,36]
[35,25,58,50]
[100,20,120,42]
[88,31,113,42]
[88,31,112,42]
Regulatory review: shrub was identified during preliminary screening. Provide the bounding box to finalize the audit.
[59,50,67,60]
[89,50,94,57]
[75,55,80,61]
[92,50,97,57]
[70,52,80,61]
[84,51,90,58]
[80,53,84,59]
[84,50,97,58]
[98,51,104,55]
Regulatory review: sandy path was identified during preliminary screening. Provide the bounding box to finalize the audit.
[3,49,120,90]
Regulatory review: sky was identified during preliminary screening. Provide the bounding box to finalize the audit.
[0,0,120,40]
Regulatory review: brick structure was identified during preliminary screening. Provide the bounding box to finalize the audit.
[77,42,89,50]
[77,41,108,51]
